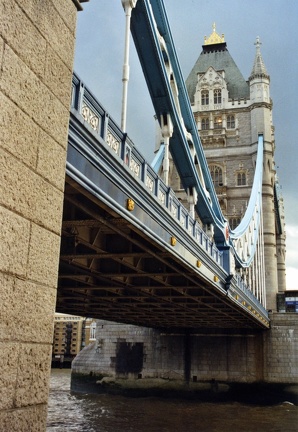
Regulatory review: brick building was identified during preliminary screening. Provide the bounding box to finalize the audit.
[52,314,96,366]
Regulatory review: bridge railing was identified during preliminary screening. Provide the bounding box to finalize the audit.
[233,273,265,311]
[71,73,223,268]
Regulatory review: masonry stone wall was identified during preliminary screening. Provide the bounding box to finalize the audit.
[0,1,79,430]
[264,313,298,383]
[73,316,298,390]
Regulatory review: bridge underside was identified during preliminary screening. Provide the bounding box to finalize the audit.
[57,176,265,331]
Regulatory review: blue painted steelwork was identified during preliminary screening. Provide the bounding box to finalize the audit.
[67,73,269,326]
[151,143,165,172]
[71,73,223,269]
[230,135,263,267]
[129,0,264,270]
[130,0,225,238]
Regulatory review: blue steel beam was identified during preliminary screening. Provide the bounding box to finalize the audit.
[149,0,225,226]
[130,0,226,242]
[151,143,165,172]
[130,0,264,269]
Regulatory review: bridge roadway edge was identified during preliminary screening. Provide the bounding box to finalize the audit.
[67,110,229,289]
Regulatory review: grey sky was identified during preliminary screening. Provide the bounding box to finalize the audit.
[74,0,298,289]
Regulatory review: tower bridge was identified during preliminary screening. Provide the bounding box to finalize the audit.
[56,0,275,330]
[1,0,296,429]
[58,73,269,329]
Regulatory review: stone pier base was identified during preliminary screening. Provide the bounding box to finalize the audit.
[71,314,298,404]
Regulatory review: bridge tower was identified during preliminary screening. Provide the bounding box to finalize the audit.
[161,25,286,311]
[248,36,287,304]
[0,0,84,429]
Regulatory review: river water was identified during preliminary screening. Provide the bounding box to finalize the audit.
[47,369,298,432]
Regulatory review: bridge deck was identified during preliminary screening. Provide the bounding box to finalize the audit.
[58,177,266,330]
[56,75,269,330]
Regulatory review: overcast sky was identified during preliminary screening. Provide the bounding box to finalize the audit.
[74,0,298,290]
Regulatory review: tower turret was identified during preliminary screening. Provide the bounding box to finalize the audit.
[249,37,272,143]
[250,36,269,80]
[249,37,270,117]
[249,37,282,309]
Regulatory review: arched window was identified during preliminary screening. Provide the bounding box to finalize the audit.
[214,116,222,129]
[201,118,209,130]
[227,115,235,129]
[210,165,223,187]
[237,172,246,186]
[201,90,209,105]
[229,217,241,230]
[214,89,222,104]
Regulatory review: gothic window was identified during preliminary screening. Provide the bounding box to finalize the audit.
[227,115,235,129]
[214,89,222,104]
[237,172,247,186]
[201,118,209,130]
[230,217,241,230]
[214,117,222,129]
[201,90,209,105]
[210,165,223,187]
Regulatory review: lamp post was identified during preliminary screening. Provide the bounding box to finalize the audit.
[121,0,138,132]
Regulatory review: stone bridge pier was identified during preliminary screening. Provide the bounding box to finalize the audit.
[0,1,82,429]
[72,316,298,403]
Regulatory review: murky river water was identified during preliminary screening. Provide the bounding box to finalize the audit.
[47,369,298,432]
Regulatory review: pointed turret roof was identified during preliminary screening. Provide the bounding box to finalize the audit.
[186,25,250,102]
[249,37,269,81]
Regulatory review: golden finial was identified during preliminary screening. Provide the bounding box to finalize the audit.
[204,23,225,45]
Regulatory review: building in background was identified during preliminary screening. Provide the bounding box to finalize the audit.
[52,314,96,367]
[277,290,298,313]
